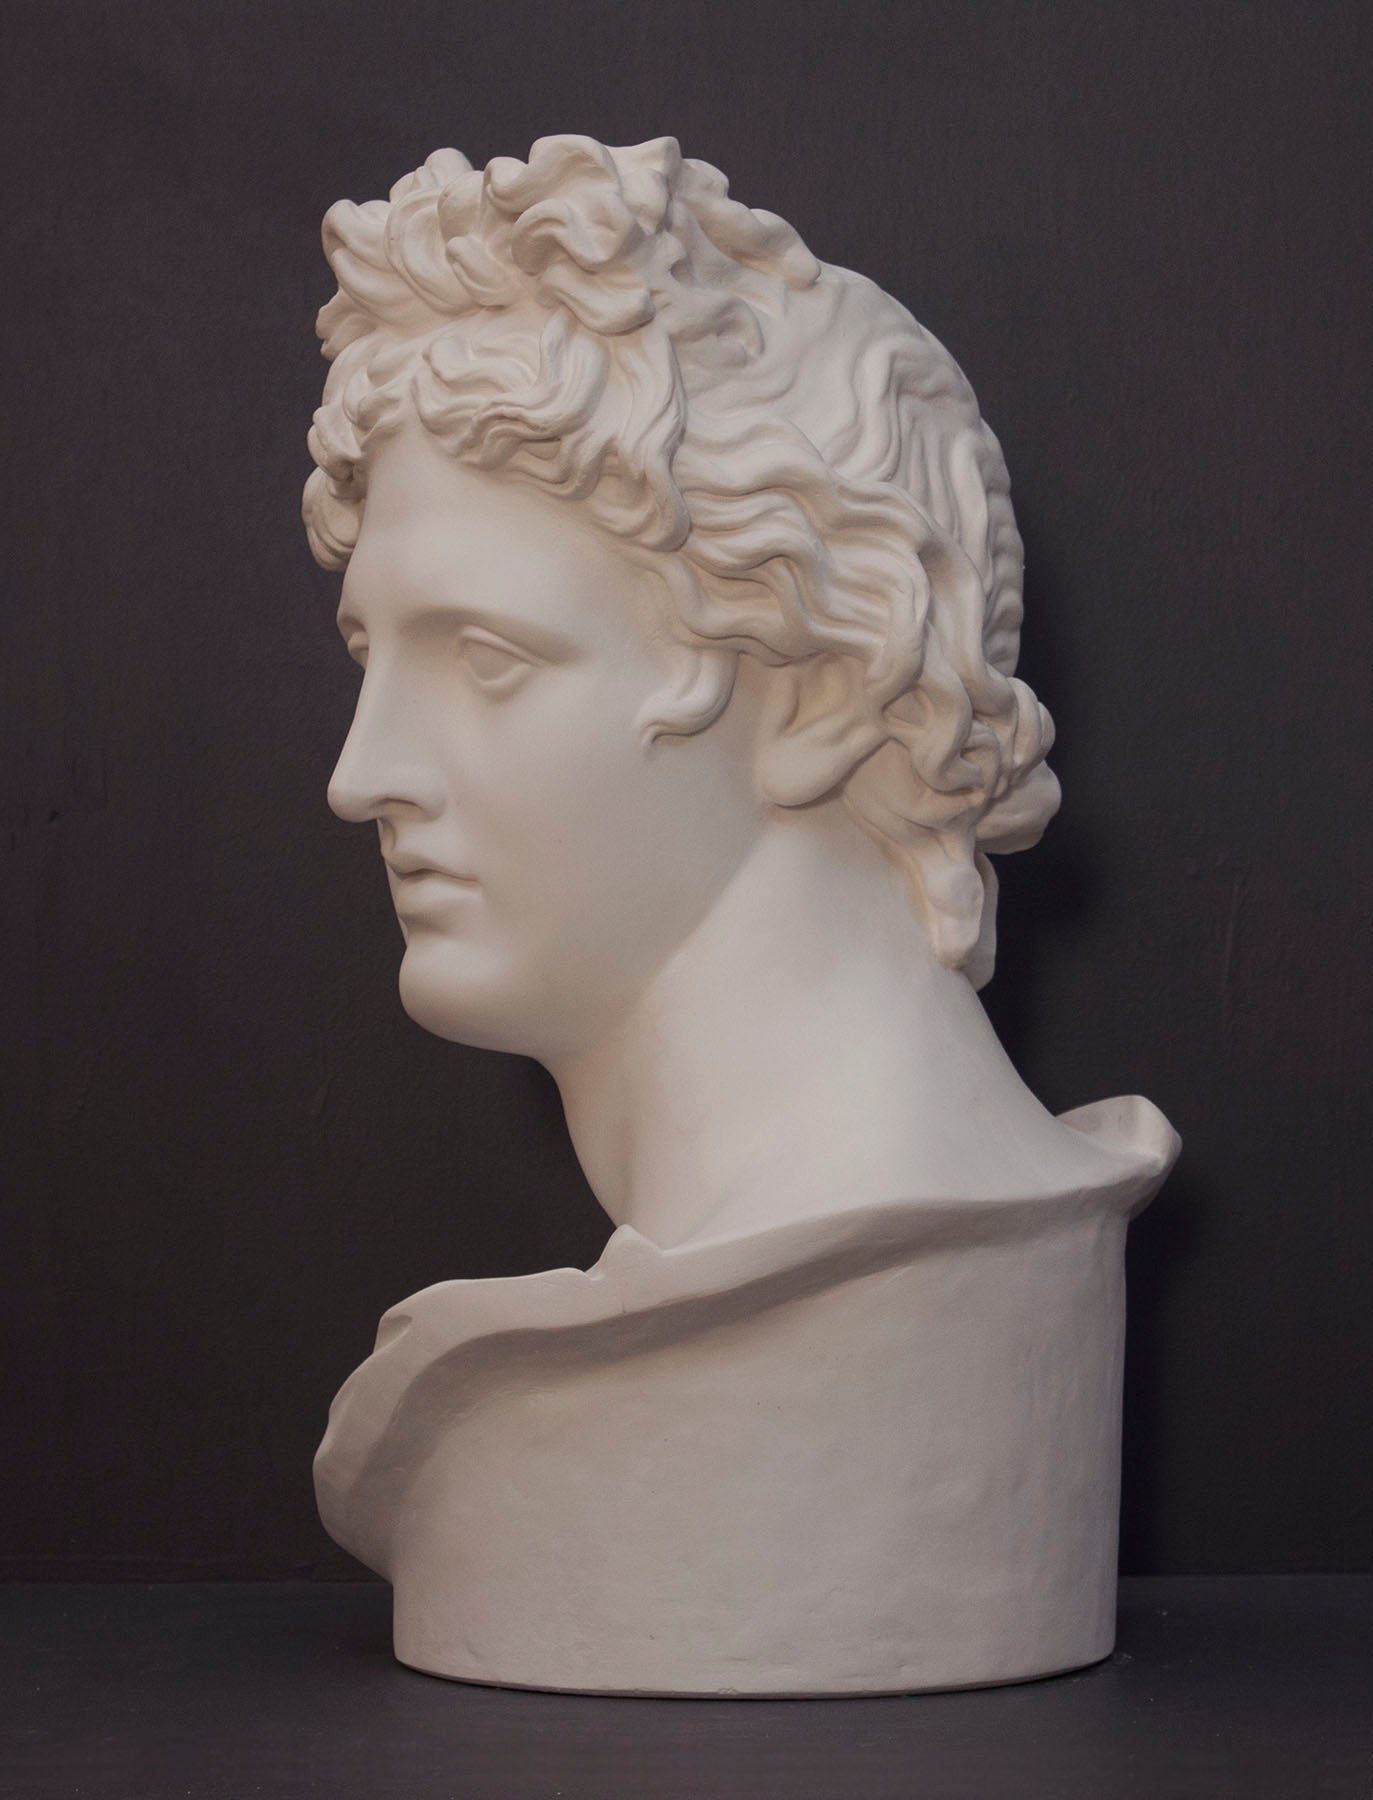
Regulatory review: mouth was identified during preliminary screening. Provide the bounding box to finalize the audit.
[385,862,480,929]
[384,859,478,887]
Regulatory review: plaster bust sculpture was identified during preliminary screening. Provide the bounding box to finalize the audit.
[304,134,1179,1695]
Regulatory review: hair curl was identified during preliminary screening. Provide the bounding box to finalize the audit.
[303,134,1058,987]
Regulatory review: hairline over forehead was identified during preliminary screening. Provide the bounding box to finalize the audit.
[337,418,680,661]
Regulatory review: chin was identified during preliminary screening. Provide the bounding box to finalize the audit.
[397,937,541,1056]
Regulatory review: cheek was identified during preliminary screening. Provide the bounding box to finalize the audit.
[436,663,762,959]
[455,675,660,856]
[492,739,672,911]
[520,731,757,957]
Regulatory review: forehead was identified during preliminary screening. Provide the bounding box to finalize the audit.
[340,421,662,648]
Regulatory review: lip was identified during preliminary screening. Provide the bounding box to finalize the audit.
[384,856,478,885]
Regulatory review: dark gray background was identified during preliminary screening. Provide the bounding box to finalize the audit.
[3,0,1369,1580]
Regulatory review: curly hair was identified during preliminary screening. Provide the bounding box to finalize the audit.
[303,134,1058,988]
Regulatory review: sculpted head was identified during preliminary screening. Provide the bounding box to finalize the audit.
[305,135,1058,1057]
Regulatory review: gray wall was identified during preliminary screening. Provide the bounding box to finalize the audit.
[3,0,1369,1577]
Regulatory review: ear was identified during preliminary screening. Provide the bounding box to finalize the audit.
[754,655,888,807]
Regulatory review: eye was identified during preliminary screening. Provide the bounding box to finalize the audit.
[460,632,533,693]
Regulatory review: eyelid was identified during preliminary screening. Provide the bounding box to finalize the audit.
[458,625,542,665]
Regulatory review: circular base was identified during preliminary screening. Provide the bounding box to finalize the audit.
[392,1642,1116,1699]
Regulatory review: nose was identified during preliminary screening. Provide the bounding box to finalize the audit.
[327,662,446,824]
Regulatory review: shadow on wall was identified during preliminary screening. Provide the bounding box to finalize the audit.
[979,515,1099,1080]
[981,518,1199,1578]
[1119,1170,1201,1575]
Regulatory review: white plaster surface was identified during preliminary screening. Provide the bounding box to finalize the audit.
[318,1097,1175,1694]
[304,135,1180,1694]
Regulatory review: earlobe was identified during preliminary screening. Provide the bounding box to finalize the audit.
[754,656,888,807]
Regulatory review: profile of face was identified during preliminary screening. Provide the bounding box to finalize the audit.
[328,421,769,1063]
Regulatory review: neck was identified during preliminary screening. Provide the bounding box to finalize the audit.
[546,803,1085,1250]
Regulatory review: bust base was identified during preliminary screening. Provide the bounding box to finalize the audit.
[317,1096,1177,1696]
[392,1645,1116,1700]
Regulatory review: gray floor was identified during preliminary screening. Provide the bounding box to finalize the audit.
[3,1577,1370,1797]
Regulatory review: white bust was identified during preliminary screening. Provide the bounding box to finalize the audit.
[305,135,1178,1695]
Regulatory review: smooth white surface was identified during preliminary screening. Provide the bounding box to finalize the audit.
[317,1097,1175,1695]
[305,134,1180,1693]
